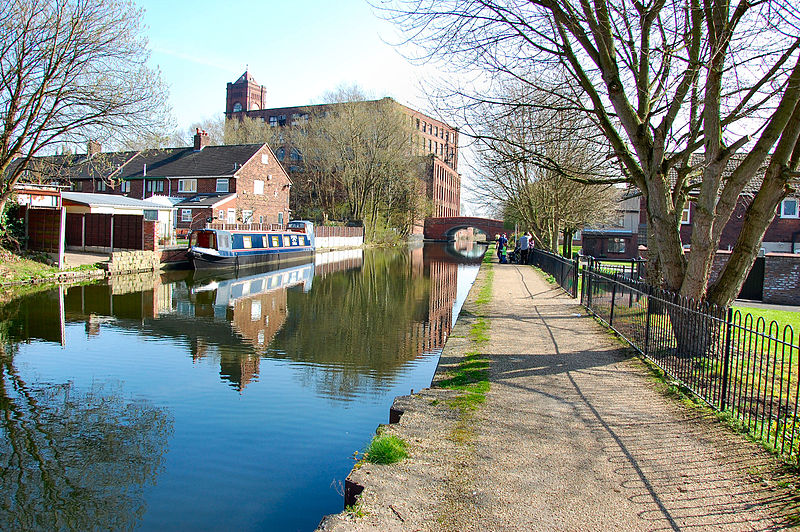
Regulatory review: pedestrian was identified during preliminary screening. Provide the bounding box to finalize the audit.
[518,231,530,265]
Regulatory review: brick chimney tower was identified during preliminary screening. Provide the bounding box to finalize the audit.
[87,140,102,157]
[193,129,210,151]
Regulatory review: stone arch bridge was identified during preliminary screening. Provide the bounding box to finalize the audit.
[424,216,505,241]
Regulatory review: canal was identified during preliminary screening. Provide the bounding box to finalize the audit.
[0,242,485,531]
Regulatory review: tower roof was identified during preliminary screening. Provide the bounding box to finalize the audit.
[234,71,258,85]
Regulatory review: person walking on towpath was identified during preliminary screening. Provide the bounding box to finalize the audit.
[517,231,530,265]
[321,255,799,531]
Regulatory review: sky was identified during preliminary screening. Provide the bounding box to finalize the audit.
[136,0,480,214]
[137,0,437,132]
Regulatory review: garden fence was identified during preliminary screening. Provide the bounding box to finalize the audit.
[529,247,800,462]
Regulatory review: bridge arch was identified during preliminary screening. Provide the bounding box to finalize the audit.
[424,216,505,241]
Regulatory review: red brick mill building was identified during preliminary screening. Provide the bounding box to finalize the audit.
[225,71,461,228]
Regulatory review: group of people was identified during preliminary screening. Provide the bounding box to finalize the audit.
[494,232,532,264]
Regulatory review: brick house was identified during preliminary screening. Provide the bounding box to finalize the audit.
[224,71,460,228]
[636,155,800,254]
[14,130,292,235]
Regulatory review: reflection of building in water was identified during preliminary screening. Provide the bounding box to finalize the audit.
[406,245,460,356]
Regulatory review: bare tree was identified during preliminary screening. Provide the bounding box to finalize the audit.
[291,87,424,240]
[0,0,169,224]
[379,0,800,307]
[472,84,620,252]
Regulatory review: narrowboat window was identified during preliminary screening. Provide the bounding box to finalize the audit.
[283,235,291,247]
[271,235,280,247]
[243,236,252,249]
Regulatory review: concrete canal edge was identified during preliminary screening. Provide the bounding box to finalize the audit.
[316,259,493,530]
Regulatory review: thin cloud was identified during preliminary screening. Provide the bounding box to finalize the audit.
[151,46,240,74]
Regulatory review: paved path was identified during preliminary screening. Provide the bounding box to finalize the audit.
[320,262,797,531]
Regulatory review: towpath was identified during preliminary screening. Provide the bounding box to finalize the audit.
[319,261,798,531]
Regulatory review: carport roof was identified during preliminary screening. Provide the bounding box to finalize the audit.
[61,192,167,210]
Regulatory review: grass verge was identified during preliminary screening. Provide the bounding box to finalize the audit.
[364,434,408,464]
[439,257,493,412]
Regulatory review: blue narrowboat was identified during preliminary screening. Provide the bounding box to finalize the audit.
[189,220,315,270]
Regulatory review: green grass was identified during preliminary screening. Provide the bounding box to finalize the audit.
[364,434,408,464]
[439,260,493,411]
[732,306,800,337]
[0,249,103,284]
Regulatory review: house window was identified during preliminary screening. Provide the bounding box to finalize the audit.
[96,180,106,192]
[72,181,83,191]
[276,147,285,161]
[178,179,197,193]
[290,148,302,161]
[278,115,286,126]
[181,209,192,222]
[254,180,264,195]
[278,212,284,226]
[781,198,799,218]
[216,178,229,193]
[242,210,253,223]
[261,154,269,164]
[259,215,263,224]
[146,180,164,193]
[120,181,130,193]
[269,116,277,126]
[681,204,691,224]
[232,102,242,112]
[607,238,626,254]
[218,210,224,220]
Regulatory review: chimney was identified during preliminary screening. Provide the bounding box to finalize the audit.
[194,128,210,151]
[87,140,102,157]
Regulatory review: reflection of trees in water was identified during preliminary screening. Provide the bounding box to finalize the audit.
[0,344,173,530]
[270,249,440,399]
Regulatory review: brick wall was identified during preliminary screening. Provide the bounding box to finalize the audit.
[143,220,157,251]
[763,254,800,305]
[233,144,291,226]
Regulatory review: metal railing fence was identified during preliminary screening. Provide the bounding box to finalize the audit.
[529,248,579,297]
[527,246,800,462]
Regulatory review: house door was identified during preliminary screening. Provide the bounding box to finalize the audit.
[227,209,236,224]
[738,256,765,301]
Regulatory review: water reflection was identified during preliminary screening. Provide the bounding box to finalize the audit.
[0,343,173,530]
[0,242,485,530]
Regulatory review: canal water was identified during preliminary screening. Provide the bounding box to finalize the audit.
[0,242,485,531]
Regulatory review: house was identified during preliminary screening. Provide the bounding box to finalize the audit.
[14,130,292,236]
[578,191,641,259]
[637,154,800,254]
[225,71,461,226]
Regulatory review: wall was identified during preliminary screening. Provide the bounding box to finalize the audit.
[106,250,161,274]
[762,253,800,305]
[708,250,800,305]
[233,144,291,226]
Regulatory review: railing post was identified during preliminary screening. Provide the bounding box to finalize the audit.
[573,257,579,298]
[644,285,653,357]
[609,273,618,327]
[720,306,734,411]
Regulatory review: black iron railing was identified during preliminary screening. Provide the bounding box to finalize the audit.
[527,247,800,462]
[529,248,579,297]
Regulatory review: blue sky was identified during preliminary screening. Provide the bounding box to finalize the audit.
[137,0,434,130]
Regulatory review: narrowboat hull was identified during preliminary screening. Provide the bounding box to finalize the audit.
[191,247,313,270]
